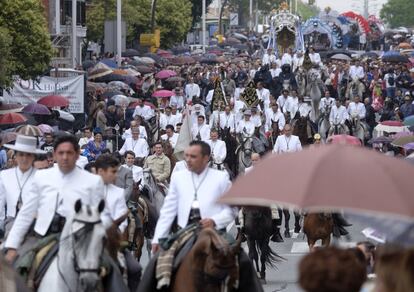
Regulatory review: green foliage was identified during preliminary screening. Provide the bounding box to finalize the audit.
[0,27,12,87]
[0,0,53,84]
[87,0,192,48]
[297,0,319,20]
[190,0,213,27]
[380,0,414,28]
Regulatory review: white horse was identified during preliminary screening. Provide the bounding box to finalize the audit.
[38,200,106,292]
[236,132,254,175]
[346,78,365,100]
[306,72,326,122]
[318,105,332,142]
[296,68,307,97]
[327,121,349,137]
[349,115,368,144]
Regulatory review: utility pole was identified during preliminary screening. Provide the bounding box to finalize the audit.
[202,0,206,52]
[71,0,76,68]
[249,0,253,32]
[116,0,122,67]
[363,0,369,18]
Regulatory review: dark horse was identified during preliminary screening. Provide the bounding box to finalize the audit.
[221,127,238,179]
[292,116,315,146]
[243,207,283,283]
[303,213,333,251]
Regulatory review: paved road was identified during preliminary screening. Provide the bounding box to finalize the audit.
[140,213,369,292]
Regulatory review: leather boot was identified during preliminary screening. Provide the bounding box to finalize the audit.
[333,213,352,226]
[284,229,291,238]
[237,227,247,242]
[270,220,284,242]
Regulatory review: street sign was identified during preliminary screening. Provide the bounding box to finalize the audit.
[230,13,239,26]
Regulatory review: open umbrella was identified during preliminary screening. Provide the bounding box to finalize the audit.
[111,95,130,107]
[122,49,140,57]
[391,135,414,147]
[100,58,118,68]
[38,95,69,108]
[373,122,408,137]
[37,124,54,134]
[219,145,414,219]
[0,131,17,144]
[22,103,51,115]
[404,115,414,127]
[326,134,362,146]
[403,142,414,150]
[0,103,24,115]
[155,70,177,79]
[135,65,154,74]
[166,76,185,83]
[361,52,379,59]
[382,51,409,63]
[101,90,123,99]
[330,53,352,61]
[82,60,96,71]
[108,81,131,91]
[0,113,27,125]
[152,90,174,98]
[15,124,43,136]
[398,42,412,49]
[88,68,113,80]
[368,136,393,144]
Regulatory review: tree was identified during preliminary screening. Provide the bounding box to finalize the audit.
[0,0,53,83]
[380,0,414,28]
[87,0,192,48]
[190,0,213,27]
[0,28,13,87]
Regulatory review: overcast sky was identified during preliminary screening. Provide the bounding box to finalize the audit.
[315,0,388,16]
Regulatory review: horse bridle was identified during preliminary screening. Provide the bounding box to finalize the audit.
[71,219,104,274]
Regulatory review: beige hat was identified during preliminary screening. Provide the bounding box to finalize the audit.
[4,134,46,154]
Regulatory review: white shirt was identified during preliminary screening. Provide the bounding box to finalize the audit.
[256,88,271,109]
[122,125,147,140]
[293,55,304,72]
[161,133,179,148]
[171,160,187,177]
[319,97,335,113]
[234,87,245,100]
[132,105,154,120]
[209,110,221,129]
[309,52,322,66]
[347,102,366,119]
[265,109,286,131]
[281,53,293,67]
[159,113,177,130]
[251,114,262,128]
[171,112,183,127]
[169,95,185,109]
[78,136,94,148]
[273,134,302,154]
[349,65,365,80]
[330,105,349,125]
[236,119,255,136]
[104,184,128,233]
[119,137,149,158]
[219,112,236,132]
[283,96,299,115]
[152,167,234,244]
[277,95,291,112]
[294,102,312,118]
[185,83,201,100]
[5,167,111,249]
[207,139,227,163]
[122,164,143,183]
[270,68,282,78]
[191,123,211,142]
[262,53,278,65]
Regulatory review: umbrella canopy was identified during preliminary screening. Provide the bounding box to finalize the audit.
[166,76,185,83]
[134,65,154,74]
[88,68,113,80]
[219,145,414,219]
[112,95,130,107]
[152,90,174,98]
[0,103,24,115]
[38,95,69,108]
[0,131,17,144]
[15,124,43,136]
[22,103,51,115]
[100,58,118,68]
[128,101,156,110]
[392,135,414,147]
[373,122,408,137]
[0,113,27,125]
[368,136,394,144]
[101,89,123,99]
[403,142,414,150]
[37,124,54,134]
[326,134,362,146]
[108,81,131,91]
[122,49,140,57]
[330,53,352,61]
[360,52,379,59]
[382,51,409,63]
[82,60,96,71]
[404,115,414,127]
[398,42,412,49]
[155,70,177,79]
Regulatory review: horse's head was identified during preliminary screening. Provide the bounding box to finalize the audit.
[193,228,241,291]
[241,134,253,156]
[68,199,106,292]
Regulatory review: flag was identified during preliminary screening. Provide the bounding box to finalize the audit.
[173,109,192,161]
[239,80,260,108]
[211,78,227,112]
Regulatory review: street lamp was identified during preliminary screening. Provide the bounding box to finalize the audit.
[117,0,122,67]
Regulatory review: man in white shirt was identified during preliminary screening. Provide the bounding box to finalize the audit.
[283,89,299,119]
[132,99,154,121]
[159,106,177,130]
[281,48,294,67]
[234,83,245,100]
[347,96,366,120]
[123,119,148,140]
[250,107,262,128]
[119,128,149,159]
[207,129,227,165]
[265,103,286,133]
[319,90,335,116]
[294,96,312,119]
[185,76,200,102]
[348,60,365,80]
[5,135,112,262]
[256,82,271,110]
[78,127,94,148]
[169,88,185,110]
[236,110,256,136]
[273,124,302,154]
[190,104,205,126]
[191,115,210,142]
[309,47,322,67]
[269,62,282,78]
[220,105,236,133]
[330,99,349,126]
[0,135,45,237]
[161,125,179,149]
[277,89,291,114]
[122,151,143,183]
[262,48,277,66]
[293,50,304,72]
[170,105,183,128]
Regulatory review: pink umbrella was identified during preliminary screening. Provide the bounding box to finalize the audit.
[38,95,69,108]
[38,124,54,134]
[155,70,177,79]
[326,134,362,146]
[152,90,174,98]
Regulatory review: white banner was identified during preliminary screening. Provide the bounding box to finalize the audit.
[3,75,85,113]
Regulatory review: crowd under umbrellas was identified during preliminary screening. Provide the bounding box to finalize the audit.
[1,33,414,292]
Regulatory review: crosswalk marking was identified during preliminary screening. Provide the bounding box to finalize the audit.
[291,241,357,253]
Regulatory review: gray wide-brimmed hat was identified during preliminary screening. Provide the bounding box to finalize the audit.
[4,134,46,154]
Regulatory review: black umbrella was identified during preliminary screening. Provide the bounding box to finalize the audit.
[325,49,353,58]
[101,90,123,99]
[382,53,409,63]
[94,73,127,83]
[135,65,154,74]
[122,49,140,57]
[361,52,379,59]
[368,136,394,144]
[82,60,96,71]
[143,53,162,63]
[170,46,190,54]
[233,44,249,50]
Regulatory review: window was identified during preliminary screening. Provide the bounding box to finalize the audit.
[60,0,86,26]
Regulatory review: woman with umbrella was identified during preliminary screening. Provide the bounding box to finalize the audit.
[84,129,106,161]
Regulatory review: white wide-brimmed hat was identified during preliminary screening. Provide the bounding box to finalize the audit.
[4,134,46,154]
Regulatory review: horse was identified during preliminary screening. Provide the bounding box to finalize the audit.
[296,68,307,97]
[349,115,368,145]
[317,105,332,141]
[236,132,254,175]
[268,120,281,148]
[243,207,283,283]
[306,72,325,121]
[162,140,176,180]
[346,78,365,100]
[221,127,238,179]
[327,121,349,137]
[171,228,241,292]
[303,213,333,251]
[292,117,315,146]
[38,200,106,292]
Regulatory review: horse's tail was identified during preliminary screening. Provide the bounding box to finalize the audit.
[255,241,284,268]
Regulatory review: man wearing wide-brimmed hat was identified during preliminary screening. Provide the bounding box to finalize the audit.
[0,135,46,237]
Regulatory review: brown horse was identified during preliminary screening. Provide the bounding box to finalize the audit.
[292,117,315,146]
[303,213,334,251]
[268,120,281,148]
[106,212,129,261]
[171,228,241,292]
[162,140,176,180]
[123,181,148,261]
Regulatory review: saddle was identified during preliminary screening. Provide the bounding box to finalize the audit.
[127,198,149,247]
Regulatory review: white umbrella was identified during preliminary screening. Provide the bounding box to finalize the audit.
[56,109,75,122]
[331,53,352,61]
[112,94,130,107]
